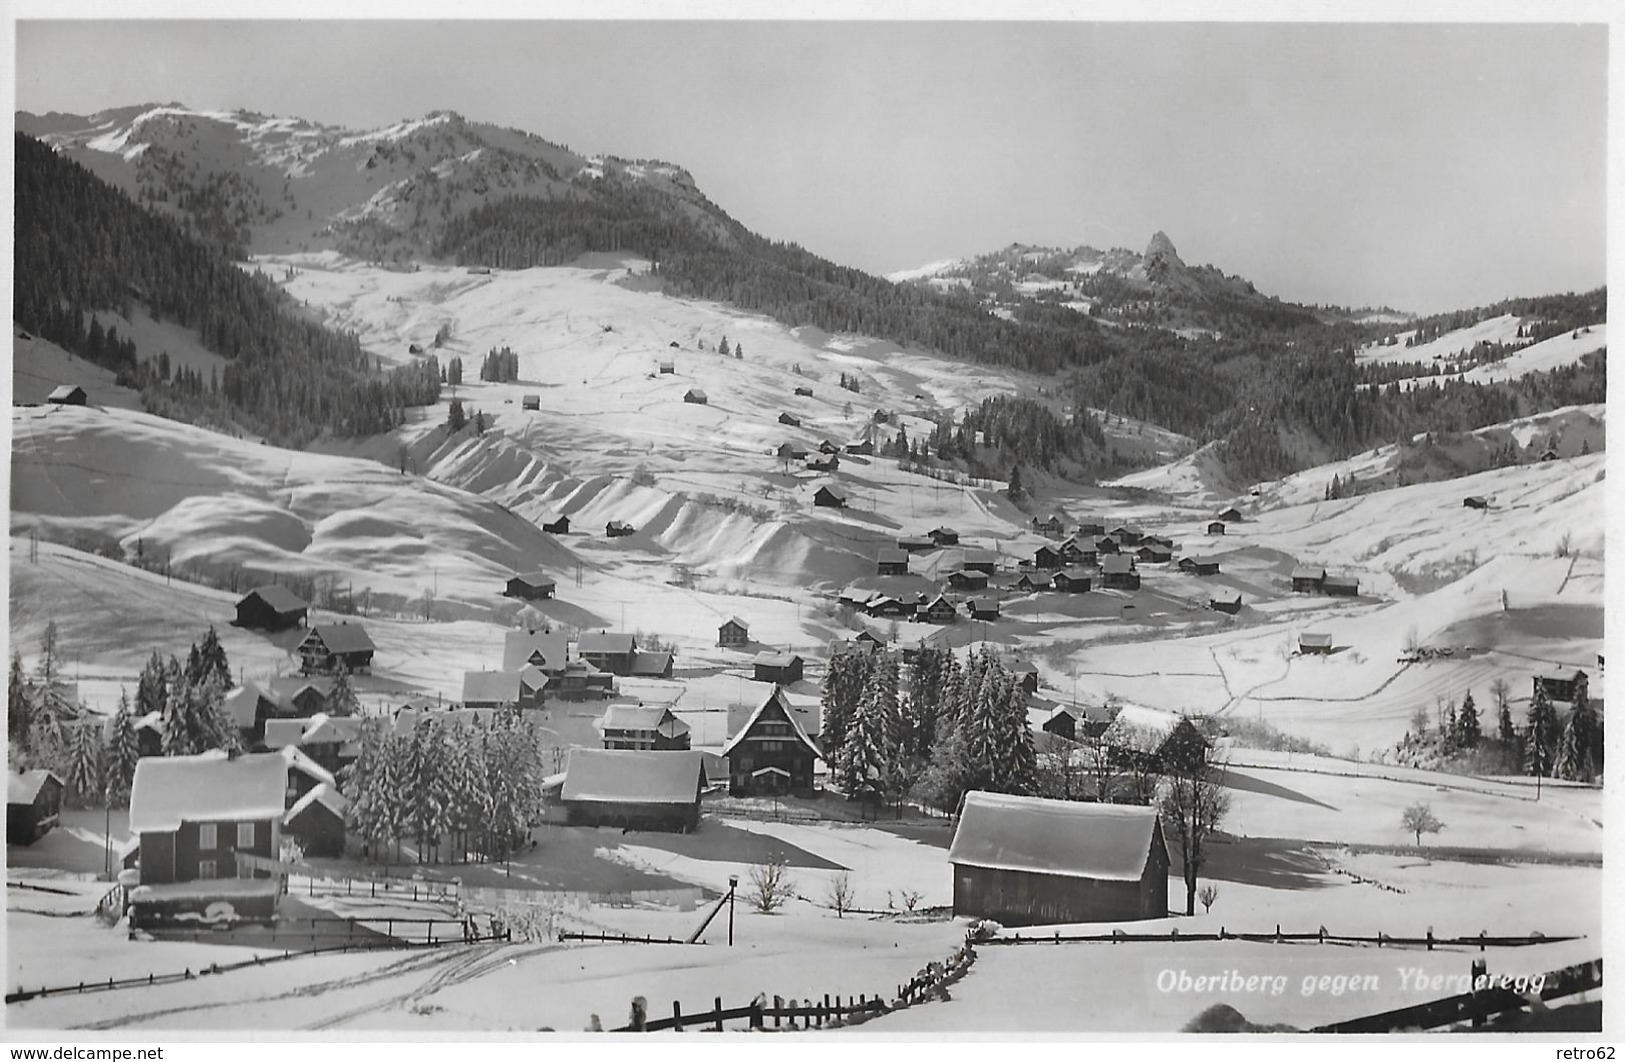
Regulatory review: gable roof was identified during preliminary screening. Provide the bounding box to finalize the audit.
[241,585,308,613]
[948,791,1162,881]
[48,384,85,401]
[720,616,750,632]
[508,572,555,590]
[560,749,704,805]
[753,650,804,668]
[599,703,690,738]
[1289,565,1327,581]
[304,623,376,654]
[297,713,365,747]
[221,679,274,729]
[814,485,848,503]
[1299,632,1333,648]
[1100,555,1136,574]
[129,752,288,833]
[579,632,636,656]
[877,548,909,565]
[463,670,524,703]
[721,687,821,759]
[1322,575,1359,590]
[284,781,349,824]
[277,745,336,790]
[8,769,62,804]
[630,650,674,676]
[261,718,308,749]
[503,629,569,671]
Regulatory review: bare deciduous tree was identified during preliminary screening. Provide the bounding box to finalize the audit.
[1197,882,1219,913]
[1402,802,1444,846]
[827,871,855,917]
[1158,768,1232,916]
[749,857,795,913]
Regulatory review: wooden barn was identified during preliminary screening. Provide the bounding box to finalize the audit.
[917,595,958,624]
[778,412,801,427]
[1052,569,1092,593]
[504,572,556,601]
[1033,544,1064,570]
[1093,535,1120,556]
[683,388,709,405]
[560,749,704,832]
[813,485,848,509]
[947,570,989,592]
[598,704,692,751]
[855,630,887,650]
[966,597,1001,621]
[298,623,375,675]
[795,385,814,397]
[47,384,87,406]
[928,526,960,547]
[1076,521,1105,537]
[578,632,637,675]
[1289,565,1327,593]
[1323,576,1359,597]
[1206,521,1227,535]
[629,649,675,680]
[806,454,840,473]
[897,534,937,552]
[1101,705,1211,775]
[658,361,676,375]
[846,439,875,457]
[721,687,821,797]
[1010,661,1040,696]
[522,394,541,411]
[234,585,309,632]
[606,520,636,537]
[1032,515,1065,537]
[1178,557,1221,576]
[960,549,997,574]
[1016,572,1053,592]
[717,617,751,648]
[7,770,63,846]
[876,548,910,576]
[753,651,806,685]
[1058,537,1095,565]
[542,515,571,534]
[1099,555,1140,590]
[127,752,287,927]
[1209,591,1242,615]
[283,784,348,858]
[1041,707,1084,743]
[1298,632,1334,655]
[1217,507,1243,522]
[461,669,546,710]
[949,792,1169,925]
[1109,526,1143,546]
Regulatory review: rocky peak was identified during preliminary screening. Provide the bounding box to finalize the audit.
[1144,230,1183,265]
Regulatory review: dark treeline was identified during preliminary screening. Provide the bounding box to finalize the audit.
[1396,289,1605,347]
[14,133,441,448]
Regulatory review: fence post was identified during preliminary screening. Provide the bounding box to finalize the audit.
[1469,959,1487,1028]
[1427,929,1434,952]
[713,996,724,1032]
[629,996,647,1032]
[822,993,831,1027]
[672,1000,683,1032]
[1479,930,1487,952]
[773,994,782,1028]
[749,999,763,1030]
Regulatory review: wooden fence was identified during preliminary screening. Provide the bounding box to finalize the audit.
[234,852,461,904]
[462,884,703,912]
[560,930,695,945]
[1314,957,1602,1032]
[987,925,1581,951]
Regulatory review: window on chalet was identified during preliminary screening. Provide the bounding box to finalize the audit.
[198,859,217,880]
[238,823,256,848]
[198,823,218,850]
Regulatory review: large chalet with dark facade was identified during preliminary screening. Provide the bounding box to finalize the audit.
[721,687,821,797]
[234,586,308,632]
[298,623,376,675]
[598,703,692,750]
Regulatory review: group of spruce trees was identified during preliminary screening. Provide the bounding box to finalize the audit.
[1405,680,1603,783]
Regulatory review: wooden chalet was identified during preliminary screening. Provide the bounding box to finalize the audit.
[1109,526,1143,546]
[960,549,997,575]
[598,704,692,751]
[855,630,887,650]
[1099,554,1140,590]
[461,669,546,710]
[828,637,879,659]
[1016,572,1053,592]
[283,783,348,858]
[1534,670,1589,705]
[542,515,571,534]
[1101,705,1211,774]
[778,412,801,427]
[1041,707,1083,742]
[504,572,556,601]
[1142,535,1175,550]
[753,651,806,685]
[47,384,88,406]
[579,632,637,675]
[1289,565,1327,593]
[877,548,911,576]
[503,629,570,674]
[897,534,936,552]
[947,570,989,592]
[818,440,840,454]
[629,649,675,679]
[1135,545,1173,564]
[1033,544,1064,570]
[1206,521,1227,535]
[966,597,1001,621]
[949,792,1169,925]
[546,659,617,700]
[133,712,164,758]
[813,485,848,509]
[298,623,375,675]
[261,713,364,774]
[1209,591,1242,615]
[1178,556,1221,576]
[717,617,751,648]
[1298,632,1334,655]
[846,439,875,456]
[683,388,709,405]
[522,394,541,411]
[1052,569,1092,593]
[1076,521,1106,537]
[268,676,334,717]
[7,770,64,846]
[1463,496,1489,510]
[658,361,676,375]
[1010,661,1040,696]
[606,520,636,537]
[721,687,821,797]
[221,679,280,748]
[1217,507,1243,522]
[928,526,960,547]
[795,385,814,397]
[235,585,309,632]
[1032,515,1065,537]
[127,752,287,927]
[1323,575,1359,597]
[1058,537,1095,565]
[560,749,704,832]
[917,595,958,624]
[806,454,840,473]
[1093,535,1120,556]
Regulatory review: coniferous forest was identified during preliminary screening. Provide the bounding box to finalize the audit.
[14,133,442,448]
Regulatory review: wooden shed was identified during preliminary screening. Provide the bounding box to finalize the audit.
[1178,557,1221,576]
[1052,569,1092,593]
[234,585,309,632]
[542,515,571,534]
[47,384,87,406]
[949,792,1169,925]
[813,485,848,509]
[928,526,960,547]
[1209,591,1242,615]
[1323,576,1359,597]
[1298,632,1334,655]
[1099,554,1140,590]
[683,388,709,405]
[1289,565,1327,594]
[1206,521,1227,535]
[966,596,1001,621]
[7,770,64,846]
[560,749,704,832]
[753,650,806,685]
[521,394,541,411]
[504,572,556,601]
[877,548,910,576]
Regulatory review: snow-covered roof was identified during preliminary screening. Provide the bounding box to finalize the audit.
[753,651,803,667]
[1299,633,1333,648]
[463,669,524,704]
[948,791,1163,881]
[241,584,307,613]
[721,687,820,759]
[503,629,569,671]
[129,752,287,833]
[303,622,376,654]
[579,632,636,655]
[630,650,673,676]
[277,745,336,789]
[261,718,307,748]
[599,703,689,740]
[560,749,703,805]
[221,679,272,729]
[507,572,555,590]
[299,714,363,747]
[1103,704,1189,743]
[720,616,749,632]
[8,769,62,804]
[1289,565,1327,581]
[285,781,348,824]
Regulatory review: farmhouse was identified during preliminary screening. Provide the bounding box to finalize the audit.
[717,617,751,648]
[753,651,806,685]
[877,548,911,576]
[1042,707,1084,743]
[1206,521,1227,535]
[504,572,556,601]
[542,515,571,534]
[277,744,335,808]
[949,792,1169,925]
[598,704,692,751]
[1076,521,1106,537]
[1032,515,1065,537]
[1142,535,1175,550]
[560,749,705,832]
[1058,537,1095,565]
[127,752,287,927]
[47,384,87,406]
[1534,669,1589,705]
[966,597,1001,621]
[262,713,364,774]
[778,412,801,426]
[683,388,709,404]
[847,439,875,456]
[606,520,636,537]
[461,669,546,710]
[947,570,989,592]
[806,454,840,473]
[855,631,887,650]
[897,534,936,552]
[630,649,675,679]
[1136,545,1173,564]
[7,770,63,846]
[1178,556,1221,576]
[814,485,848,509]
[1093,535,1120,556]
[1032,544,1064,570]
[917,595,958,624]
[235,585,309,632]
[721,687,821,797]
[960,549,997,574]
[283,783,348,858]
[1109,526,1143,546]
[1016,572,1052,592]
[1217,507,1243,522]
[547,659,617,699]
[1298,632,1334,655]
[928,526,961,547]
[1101,705,1211,774]
[1290,565,1328,593]
[819,440,840,454]
[1052,569,1092,593]
[1209,591,1242,615]
[1323,576,1359,597]
[1099,554,1140,590]
[267,677,334,717]
[503,629,570,673]
[522,394,541,411]
[579,632,637,675]
[298,623,375,675]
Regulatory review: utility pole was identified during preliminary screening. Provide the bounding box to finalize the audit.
[728,874,738,946]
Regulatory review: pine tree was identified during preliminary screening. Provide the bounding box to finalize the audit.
[1455,690,1480,750]
[37,621,60,686]
[1554,686,1600,782]
[1492,677,1515,745]
[329,661,360,717]
[8,651,32,754]
[106,689,141,808]
[65,719,105,807]
[819,652,868,759]
[1525,684,1558,778]
[718,336,731,358]
[837,655,902,806]
[197,626,231,690]
[1007,463,1026,503]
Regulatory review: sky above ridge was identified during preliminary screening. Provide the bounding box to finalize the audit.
[13,17,1608,314]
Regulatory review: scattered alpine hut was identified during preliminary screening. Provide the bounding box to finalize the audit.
[522,394,541,411]
[721,686,822,797]
[947,570,989,592]
[1178,556,1221,576]
[298,623,376,675]
[1534,669,1589,705]
[1033,544,1064,570]
[461,669,546,710]
[917,595,958,624]
[806,453,840,473]
[1099,554,1140,591]
[46,384,87,406]
[1289,565,1328,594]
[1016,572,1052,593]
[579,632,637,676]
[813,485,848,509]
[1463,495,1489,510]
[877,548,910,576]
[1206,520,1227,535]
[1323,575,1360,597]
[7,770,64,846]
[606,519,636,537]
[795,385,814,397]
[1032,515,1065,537]
[948,791,1170,925]
[778,412,801,427]
[897,534,936,552]
[1135,544,1173,565]
[1052,569,1093,593]
[717,616,751,648]
[542,514,571,534]
[683,388,709,405]
[234,585,309,632]
[1217,507,1243,523]
[1101,705,1211,774]
[127,752,288,927]
[658,361,676,375]
[559,749,705,832]
[1298,632,1334,656]
[966,597,1001,621]
[1209,590,1242,615]
[846,439,875,457]
[753,651,806,686]
[504,572,556,601]
[598,704,692,751]
[928,526,960,547]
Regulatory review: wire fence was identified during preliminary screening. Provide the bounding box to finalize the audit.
[985,925,1583,951]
